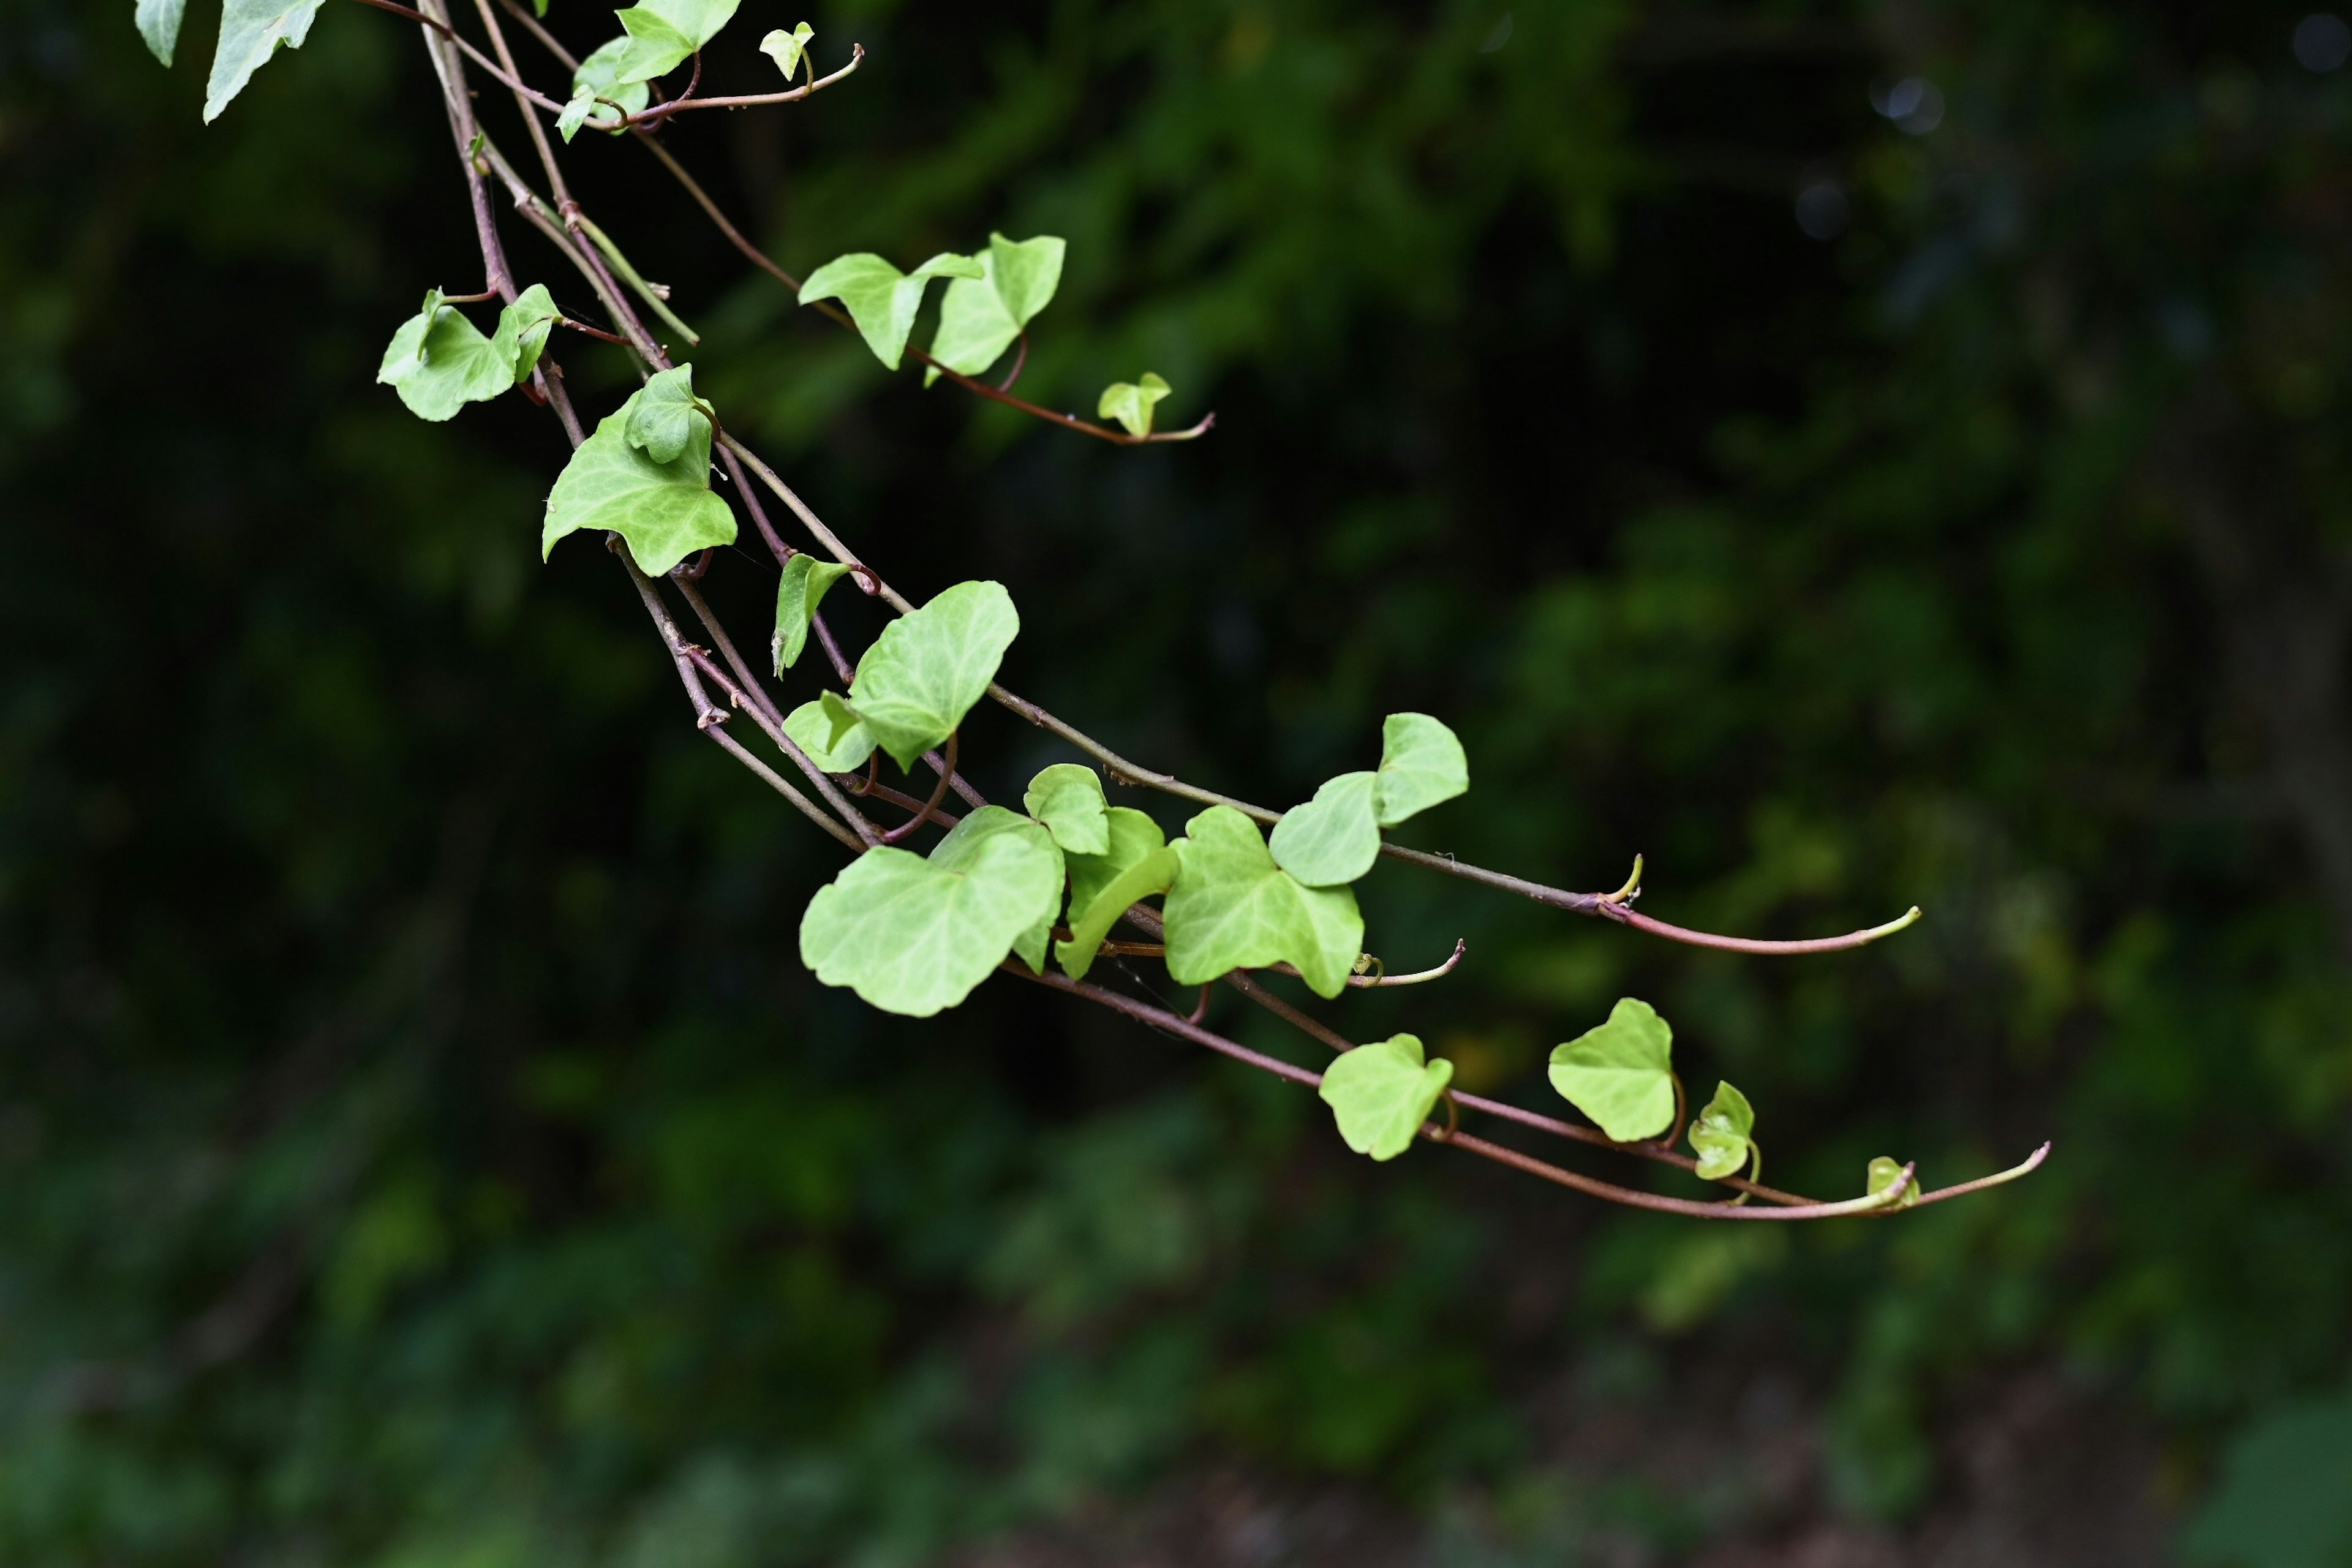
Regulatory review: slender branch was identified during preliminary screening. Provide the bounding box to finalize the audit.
[619,45,865,128]
[348,0,572,115]
[848,776,963,829]
[880,731,957,844]
[470,0,573,211]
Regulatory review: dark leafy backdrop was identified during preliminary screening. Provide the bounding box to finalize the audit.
[3,0,2350,1562]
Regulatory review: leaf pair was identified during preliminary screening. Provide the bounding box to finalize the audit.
[1266,713,1471,887]
[1098,374,1172,437]
[1547,1000,1764,1184]
[796,581,1019,772]
[802,235,1065,376]
[377,286,563,423]
[760,23,816,83]
[800,254,986,372]
[1164,807,1363,998]
[542,364,736,576]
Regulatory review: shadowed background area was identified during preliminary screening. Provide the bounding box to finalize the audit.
[4,0,2351,1562]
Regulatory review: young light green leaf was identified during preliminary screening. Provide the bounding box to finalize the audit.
[499,285,563,383]
[1866,1155,1920,1208]
[1547,997,1675,1142]
[1373,712,1469,826]
[542,383,734,576]
[561,37,650,139]
[928,233,1067,377]
[1319,1034,1453,1161]
[377,294,519,423]
[758,21,813,80]
[1097,373,1172,437]
[799,252,986,371]
[1162,805,1364,998]
[612,0,740,85]
[204,0,324,121]
[1689,1080,1757,1181]
[932,807,1065,973]
[1267,771,1381,888]
[137,0,189,65]
[799,808,1062,1016]
[783,698,874,773]
[1066,807,1166,917]
[1055,846,1178,982]
[1023,764,1109,856]
[846,581,1019,770]
[772,554,851,674]
[625,365,707,464]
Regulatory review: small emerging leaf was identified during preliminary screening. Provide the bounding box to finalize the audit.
[799,252,986,371]
[1096,372,1171,437]
[562,37,650,139]
[612,0,740,85]
[758,21,813,80]
[625,365,707,464]
[1055,846,1177,982]
[1689,1080,1757,1182]
[1373,712,1469,826]
[137,0,189,65]
[846,581,1019,770]
[929,233,1067,377]
[1023,764,1109,856]
[541,380,734,575]
[501,285,563,382]
[1267,771,1380,887]
[1066,807,1166,918]
[204,0,325,123]
[1866,1156,1920,1208]
[1319,1034,1453,1161]
[1548,998,1675,1142]
[1163,805,1363,999]
[783,698,874,772]
[772,554,851,673]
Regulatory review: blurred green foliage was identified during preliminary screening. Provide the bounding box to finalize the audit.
[4,0,2351,1562]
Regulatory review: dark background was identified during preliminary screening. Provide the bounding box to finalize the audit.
[4,0,2350,1562]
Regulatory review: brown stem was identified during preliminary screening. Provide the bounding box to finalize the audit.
[880,731,958,844]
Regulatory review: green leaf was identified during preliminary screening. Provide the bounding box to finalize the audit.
[499,285,563,383]
[783,697,874,773]
[928,233,1067,377]
[1267,771,1380,888]
[625,365,707,465]
[845,581,1019,770]
[1372,712,1469,826]
[772,554,851,674]
[1689,1080,1757,1182]
[799,252,986,371]
[1023,764,1109,856]
[377,293,519,423]
[612,0,739,85]
[1066,807,1166,918]
[204,0,323,121]
[798,807,1063,1017]
[562,37,650,139]
[1547,998,1675,1142]
[137,0,188,65]
[932,807,1065,974]
[1055,846,1177,982]
[1096,373,1172,437]
[1319,1034,1453,1161]
[1866,1155,1920,1208]
[541,383,734,576]
[1162,805,1363,999]
[758,21,813,80]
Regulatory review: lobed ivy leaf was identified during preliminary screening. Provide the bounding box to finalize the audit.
[799,252,986,372]
[1866,1155,1920,1208]
[1548,998,1675,1142]
[1066,807,1166,918]
[783,698,875,773]
[204,0,324,122]
[772,554,851,674]
[845,581,1019,770]
[625,365,707,464]
[1373,712,1469,826]
[137,0,188,65]
[1162,805,1364,998]
[798,807,1062,1017]
[503,285,563,383]
[1097,372,1171,437]
[612,0,739,85]
[1023,763,1109,856]
[927,233,1067,379]
[1054,846,1177,982]
[758,21,813,81]
[1319,1034,1453,1161]
[1267,771,1381,888]
[1689,1080,1757,1181]
[560,38,650,140]
[542,381,734,576]
[377,293,517,423]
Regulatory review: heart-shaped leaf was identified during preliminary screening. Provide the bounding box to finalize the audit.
[928,233,1066,377]
[625,365,707,465]
[560,37,651,139]
[377,293,520,423]
[1162,805,1363,998]
[845,581,1019,770]
[1023,763,1109,856]
[203,0,323,122]
[1055,846,1178,982]
[611,0,740,85]
[1097,373,1171,437]
[1548,998,1675,1142]
[759,21,814,81]
[1372,712,1469,826]
[138,0,188,65]
[772,554,852,674]
[783,698,874,773]
[800,252,987,371]
[1319,1033,1453,1161]
[932,807,1065,973]
[799,806,1063,1016]
[1267,771,1380,887]
[542,383,735,576]
[1689,1080,1757,1181]
[1065,807,1166,918]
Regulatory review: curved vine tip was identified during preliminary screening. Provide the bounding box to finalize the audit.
[1609,900,1924,956]
[1603,853,1643,903]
